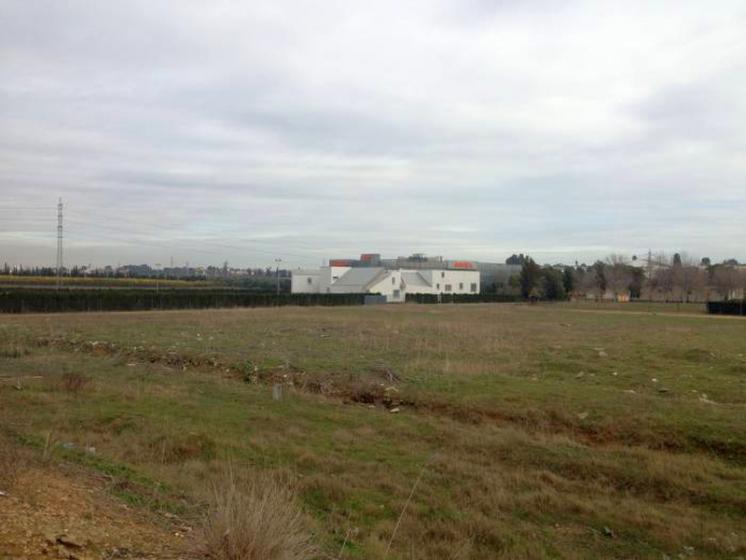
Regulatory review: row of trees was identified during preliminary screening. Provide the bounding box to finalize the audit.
[0,262,293,281]
[509,254,745,302]
[646,257,745,302]
[516,259,572,300]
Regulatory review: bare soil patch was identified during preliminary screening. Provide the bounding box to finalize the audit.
[0,463,193,559]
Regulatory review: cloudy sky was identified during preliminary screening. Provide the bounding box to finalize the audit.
[1,1,745,268]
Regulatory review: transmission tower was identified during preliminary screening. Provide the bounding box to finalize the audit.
[56,198,63,289]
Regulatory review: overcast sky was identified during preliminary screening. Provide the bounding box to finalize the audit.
[1,1,745,268]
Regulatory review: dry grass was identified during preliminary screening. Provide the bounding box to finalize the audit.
[0,342,29,359]
[0,435,22,492]
[2,303,745,558]
[60,371,92,393]
[150,432,217,464]
[201,470,317,560]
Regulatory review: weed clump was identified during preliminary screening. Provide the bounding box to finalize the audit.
[151,433,217,464]
[0,342,29,358]
[0,435,22,491]
[201,471,317,560]
[60,372,92,393]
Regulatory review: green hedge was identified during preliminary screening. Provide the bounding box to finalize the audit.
[406,293,519,304]
[707,300,746,316]
[0,289,366,313]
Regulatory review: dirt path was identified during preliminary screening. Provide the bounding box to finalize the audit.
[0,464,195,559]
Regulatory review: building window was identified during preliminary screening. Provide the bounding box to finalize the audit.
[307,277,312,284]
[436,283,440,289]
[459,282,463,290]
[393,289,400,299]
[392,277,396,285]
[470,283,477,292]
[441,272,445,278]
[445,284,452,292]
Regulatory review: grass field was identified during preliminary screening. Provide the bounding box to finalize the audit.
[1,302,745,559]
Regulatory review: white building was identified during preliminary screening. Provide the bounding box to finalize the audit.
[291,265,480,302]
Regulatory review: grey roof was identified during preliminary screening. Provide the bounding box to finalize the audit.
[401,271,431,288]
[335,267,386,289]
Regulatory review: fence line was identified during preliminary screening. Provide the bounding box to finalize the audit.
[0,289,366,313]
[707,300,746,316]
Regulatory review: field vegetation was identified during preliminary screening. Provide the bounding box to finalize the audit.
[1,302,745,558]
[0,274,213,288]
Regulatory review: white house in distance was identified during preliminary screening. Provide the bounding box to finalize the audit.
[291,254,480,303]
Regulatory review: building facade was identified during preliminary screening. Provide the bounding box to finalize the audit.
[291,255,480,302]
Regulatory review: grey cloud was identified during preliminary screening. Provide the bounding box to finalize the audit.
[633,78,746,143]
[1,1,745,267]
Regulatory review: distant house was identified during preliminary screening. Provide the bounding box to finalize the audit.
[291,255,480,303]
[586,289,631,303]
[613,291,631,303]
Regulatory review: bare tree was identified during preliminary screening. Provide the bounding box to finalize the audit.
[607,267,633,298]
[651,252,670,268]
[672,254,706,302]
[606,254,629,267]
[604,255,634,299]
[641,252,669,299]
[711,265,742,300]
[651,266,675,301]
[579,266,601,299]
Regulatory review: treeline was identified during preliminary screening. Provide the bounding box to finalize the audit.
[0,263,292,288]
[0,271,288,292]
[570,254,745,302]
[0,289,364,313]
[498,253,746,303]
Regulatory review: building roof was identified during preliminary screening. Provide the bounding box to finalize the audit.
[401,271,431,288]
[335,267,387,290]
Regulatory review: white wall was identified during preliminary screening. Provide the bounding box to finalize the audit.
[319,266,351,293]
[292,266,351,294]
[291,271,321,293]
[445,269,480,294]
[368,270,405,302]
[419,269,479,295]
[378,269,479,300]
[292,266,479,299]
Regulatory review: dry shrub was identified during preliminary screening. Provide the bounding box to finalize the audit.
[60,372,92,393]
[0,342,29,358]
[151,432,217,464]
[201,471,317,560]
[0,435,22,491]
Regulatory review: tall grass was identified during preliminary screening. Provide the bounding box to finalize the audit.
[0,342,28,358]
[3,303,746,557]
[201,471,317,560]
[0,435,22,492]
[60,372,92,393]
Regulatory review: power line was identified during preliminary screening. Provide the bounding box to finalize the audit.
[2,200,320,268]
[56,198,63,289]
